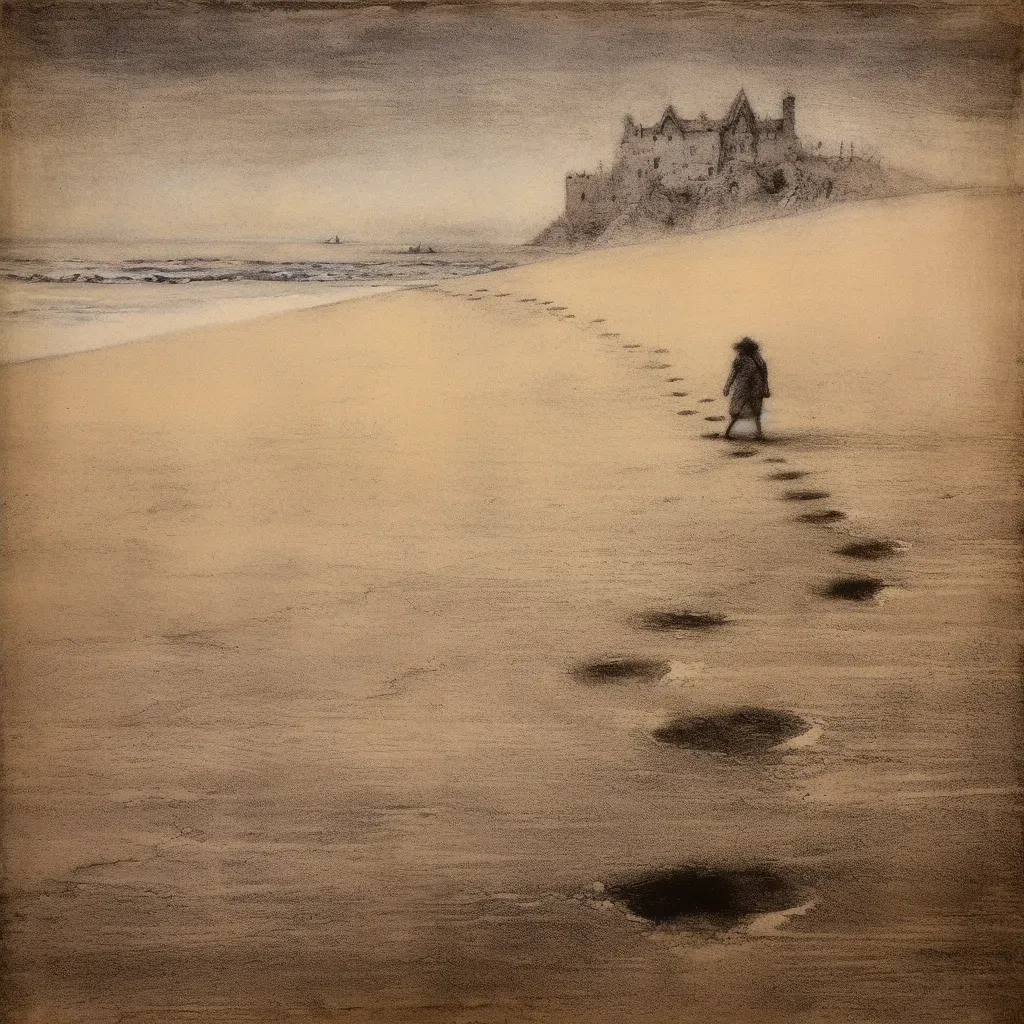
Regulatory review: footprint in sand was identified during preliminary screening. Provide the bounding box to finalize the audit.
[698,398,715,404]
[678,410,697,416]
[645,362,672,370]
[495,292,511,297]
[519,298,536,303]
[551,305,568,311]
[591,318,606,323]
[768,470,810,481]
[797,509,846,524]
[468,296,485,301]
[783,489,830,502]
[652,707,813,755]
[600,332,621,338]
[652,348,670,353]
[638,610,728,632]
[667,377,685,383]
[474,288,489,292]
[704,416,726,422]
[764,457,787,464]
[821,576,887,601]
[670,391,689,397]
[573,658,672,684]
[541,301,554,305]
[601,865,810,928]
[729,449,759,458]
[624,343,641,349]
[562,314,576,319]
[836,540,903,560]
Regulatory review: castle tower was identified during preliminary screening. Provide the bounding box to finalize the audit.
[782,94,796,137]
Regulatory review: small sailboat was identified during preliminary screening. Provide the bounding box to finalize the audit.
[324,235,343,245]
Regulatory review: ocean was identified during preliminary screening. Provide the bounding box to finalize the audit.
[0,239,537,362]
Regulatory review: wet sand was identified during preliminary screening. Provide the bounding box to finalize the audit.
[1,191,1021,1022]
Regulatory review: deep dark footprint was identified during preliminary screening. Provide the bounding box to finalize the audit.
[667,377,684,382]
[639,610,727,632]
[606,864,807,927]
[670,391,689,397]
[519,298,536,303]
[701,431,723,440]
[652,707,810,755]
[540,301,554,305]
[822,576,886,601]
[797,509,846,524]
[698,398,715,404]
[837,539,902,560]
[783,490,830,502]
[730,448,759,458]
[678,410,697,416]
[573,658,672,684]
[704,415,726,422]
[623,343,642,349]
[768,470,809,481]
[764,457,787,463]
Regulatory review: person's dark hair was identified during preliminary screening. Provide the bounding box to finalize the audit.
[734,337,760,355]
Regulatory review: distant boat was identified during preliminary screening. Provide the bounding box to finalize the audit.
[324,235,344,244]
[407,243,436,254]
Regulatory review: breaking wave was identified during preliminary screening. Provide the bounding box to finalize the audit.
[1,255,517,285]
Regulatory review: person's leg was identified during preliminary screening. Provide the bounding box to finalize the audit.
[724,415,739,439]
[754,413,764,440]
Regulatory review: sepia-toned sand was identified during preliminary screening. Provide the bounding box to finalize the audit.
[2,191,1021,1023]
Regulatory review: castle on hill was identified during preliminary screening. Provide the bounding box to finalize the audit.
[565,90,800,221]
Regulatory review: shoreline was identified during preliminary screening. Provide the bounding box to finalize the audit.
[0,280,418,366]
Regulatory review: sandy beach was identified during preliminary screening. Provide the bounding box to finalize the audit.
[1,190,1021,1022]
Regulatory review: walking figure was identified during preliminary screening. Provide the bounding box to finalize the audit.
[723,337,770,440]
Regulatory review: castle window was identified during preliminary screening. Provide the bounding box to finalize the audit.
[581,192,586,201]
[653,157,660,169]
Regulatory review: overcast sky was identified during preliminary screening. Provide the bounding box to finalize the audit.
[3,0,1020,242]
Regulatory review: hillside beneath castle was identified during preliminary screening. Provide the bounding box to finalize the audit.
[532,155,936,250]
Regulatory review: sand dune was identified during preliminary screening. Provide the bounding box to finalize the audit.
[1,190,1021,1023]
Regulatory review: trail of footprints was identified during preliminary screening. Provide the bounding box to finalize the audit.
[441,284,901,613]
[435,281,903,932]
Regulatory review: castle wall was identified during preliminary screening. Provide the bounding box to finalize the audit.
[756,133,800,165]
[720,118,756,166]
[614,127,720,192]
[657,131,720,187]
[754,114,799,165]
[564,172,620,225]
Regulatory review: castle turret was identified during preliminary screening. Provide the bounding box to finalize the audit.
[782,94,796,137]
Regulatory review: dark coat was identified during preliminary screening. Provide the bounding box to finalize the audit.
[724,352,770,418]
